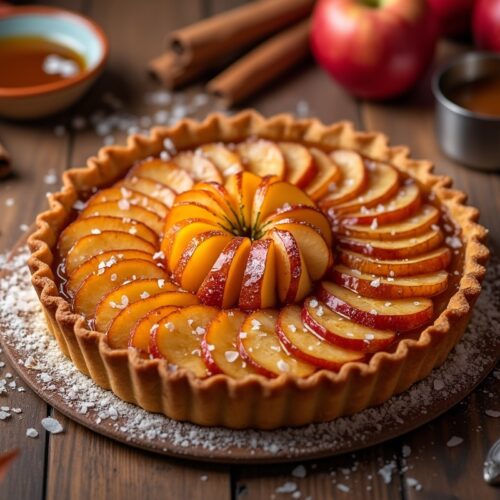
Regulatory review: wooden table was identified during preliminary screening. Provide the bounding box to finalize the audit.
[0,1,499,498]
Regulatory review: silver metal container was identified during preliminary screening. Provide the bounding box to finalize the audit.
[432,52,500,171]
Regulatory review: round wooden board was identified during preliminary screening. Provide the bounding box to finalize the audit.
[1,242,499,464]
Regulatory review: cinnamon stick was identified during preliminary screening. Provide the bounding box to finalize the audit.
[0,140,11,179]
[169,0,314,68]
[148,50,207,89]
[207,19,311,106]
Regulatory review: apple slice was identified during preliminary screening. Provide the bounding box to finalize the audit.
[117,176,176,207]
[65,231,156,276]
[94,278,178,333]
[263,205,333,246]
[251,178,315,227]
[66,250,155,296]
[304,147,342,200]
[87,186,169,219]
[80,201,163,234]
[338,204,440,241]
[150,305,220,377]
[339,229,443,260]
[302,298,395,353]
[162,218,224,272]
[264,219,332,280]
[339,182,422,226]
[173,231,233,291]
[239,239,277,310]
[58,215,158,257]
[267,229,311,303]
[237,139,285,178]
[197,237,251,308]
[331,265,449,299]
[107,291,199,349]
[238,310,316,377]
[128,158,194,193]
[73,259,168,319]
[173,151,223,183]
[225,171,262,230]
[201,310,258,378]
[277,305,365,368]
[129,305,178,353]
[339,247,452,277]
[191,181,240,221]
[319,150,368,206]
[328,162,400,216]
[279,142,317,188]
[318,281,433,332]
[197,143,243,178]
[165,202,226,230]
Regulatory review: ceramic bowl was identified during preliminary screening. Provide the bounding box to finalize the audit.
[0,5,108,120]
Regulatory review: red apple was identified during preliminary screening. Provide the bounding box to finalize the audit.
[473,0,500,51]
[310,0,438,99]
[428,0,475,37]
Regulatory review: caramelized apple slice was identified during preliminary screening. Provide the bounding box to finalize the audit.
[252,178,315,227]
[65,232,156,276]
[238,310,316,378]
[239,239,276,310]
[339,229,443,259]
[151,305,220,377]
[201,310,258,377]
[94,278,177,333]
[265,219,332,280]
[129,158,194,193]
[329,162,399,215]
[263,205,333,246]
[338,204,440,241]
[162,218,225,272]
[66,250,155,296]
[191,181,240,221]
[267,229,311,303]
[173,151,223,183]
[87,186,169,219]
[237,139,285,179]
[279,142,316,188]
[277,305,365,368]
[117,176,176,207]
[304,147,342,200]
[197,237,251,308]
[302,298,395,353]
[58,215,158,257]
[331,265,449,299]
[319,150,368,206]
[173,231,233,291]
[225,171,262,230]
[129,305,178,353]
[80,201,163,234]
[107,291,199,349]
[318,282,433,332]
[73,259,168,319]
[165,202,225,230]
[197,143,243,178]
[340,182,421,226]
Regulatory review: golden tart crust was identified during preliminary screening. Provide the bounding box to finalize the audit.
[28,111,489,429]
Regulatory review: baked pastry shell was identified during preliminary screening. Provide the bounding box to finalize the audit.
[28,111,489,429]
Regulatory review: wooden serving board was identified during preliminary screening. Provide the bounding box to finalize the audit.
[1,238,498,464]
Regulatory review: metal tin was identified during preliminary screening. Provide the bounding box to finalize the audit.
[432,52,500,171]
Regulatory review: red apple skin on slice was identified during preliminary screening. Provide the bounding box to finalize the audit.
[318,282,433,332]
[339,247,452,277]
[238,310,316,378]
[197,237,251,308]
[279,142,317,188]
[276,305,365,369]
[301,298,395,353]
[331,265,449,299]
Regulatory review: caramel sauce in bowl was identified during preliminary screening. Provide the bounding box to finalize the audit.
[433,52,500,171]
[0,6,108,119]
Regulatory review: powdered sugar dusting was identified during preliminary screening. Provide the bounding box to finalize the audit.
[0,247,498,460]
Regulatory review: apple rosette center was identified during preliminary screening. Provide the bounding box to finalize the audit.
[161,172,333,309]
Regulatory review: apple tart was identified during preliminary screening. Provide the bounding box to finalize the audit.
[28,111,489,429]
